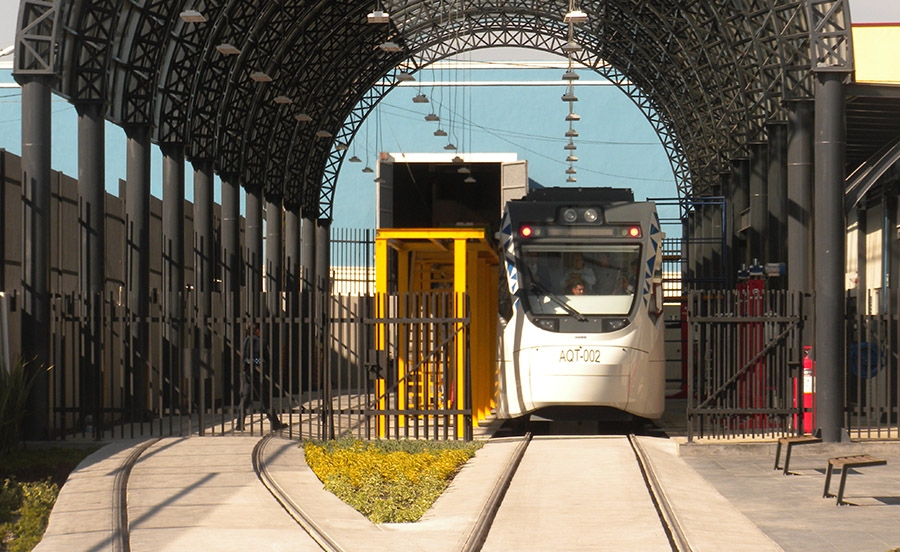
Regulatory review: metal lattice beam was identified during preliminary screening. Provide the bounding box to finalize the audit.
[21,0,855,220]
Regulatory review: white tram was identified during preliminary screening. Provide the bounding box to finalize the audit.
[496,187,666,420]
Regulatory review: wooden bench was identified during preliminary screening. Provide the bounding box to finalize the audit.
[773,436,822,475]
[823,455,887,505]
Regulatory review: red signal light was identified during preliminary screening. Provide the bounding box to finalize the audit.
[520,225,533,238]
[628,226,641,238]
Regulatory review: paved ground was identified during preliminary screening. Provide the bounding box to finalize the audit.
[31,406,900,552]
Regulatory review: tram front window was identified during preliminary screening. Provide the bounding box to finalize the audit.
[519,244,642,316]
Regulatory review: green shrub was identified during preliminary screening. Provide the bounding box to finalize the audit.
[0,478,59,552]
[304,438,482,523]
[0,358,48,454]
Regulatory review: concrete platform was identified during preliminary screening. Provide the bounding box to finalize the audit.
[32,405,900,552]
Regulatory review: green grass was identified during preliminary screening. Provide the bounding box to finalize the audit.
[304,438,483,523]
[0,446,98,551]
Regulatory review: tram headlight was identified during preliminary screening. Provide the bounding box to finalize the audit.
[532,317,559,332]
[562,208,578,223]
[584,208,599,222]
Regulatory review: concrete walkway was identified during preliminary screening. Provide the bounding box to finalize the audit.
[33,428,900,552]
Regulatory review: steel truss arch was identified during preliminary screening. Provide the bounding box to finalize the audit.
[18,0,853,220]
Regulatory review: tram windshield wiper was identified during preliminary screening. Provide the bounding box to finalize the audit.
[529,281,588,322]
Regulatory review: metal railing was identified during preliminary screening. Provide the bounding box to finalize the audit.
[847,288,900,440]
[686,289,805,441]
[28,285,475,442]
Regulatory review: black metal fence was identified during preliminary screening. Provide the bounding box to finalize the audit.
[686,289,806,440]
[847,289,900,440]
[30,283,474,442]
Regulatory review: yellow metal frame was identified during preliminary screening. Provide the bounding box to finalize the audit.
[374,228,499,439]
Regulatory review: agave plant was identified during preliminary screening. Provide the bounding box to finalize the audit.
[0,357,46,454]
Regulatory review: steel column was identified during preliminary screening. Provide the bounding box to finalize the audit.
[767,122,788,276]
[19,76,52,438]
[161,143,185,412]
[162,144,185,326]
[315,218,332,439]
[285,210,300,293]
[787,101,814,296]
[729,158,751,282]
[265,199,283,317]
[192,161,214,314]
[244,187,263,318]
[76,101,106,433]
[220,174,241,408]
[125,125,151,417]
[193,160,214,424]
[814,71,848,442]
[77,103,105,296]
[749,142,768,265]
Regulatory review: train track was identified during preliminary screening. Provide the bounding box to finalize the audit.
[473,433,692,552]
[110,433,689,552]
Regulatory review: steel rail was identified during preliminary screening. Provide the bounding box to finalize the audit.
[253,434,347,552]
[628,434,691,552]
[460,433,533,552]
[112,438,160,552]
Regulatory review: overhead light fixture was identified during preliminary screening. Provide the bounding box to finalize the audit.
[562,40,582,54]
[273,95,292,104]
[444,143,457,150]
[562,70,580,81]
[564,9,588,23]
[216,43,240,55]
[250,71,272,82]
[565,129,579,138]
[464,176,477,184]
[294,113,312,122]
[434,128,447,137]
[452,156,464,164]
[564,142,577,150]
[562,92,578,102]
[566,176,577,183]
[316,130,333,138]
[458,166,471,174]
[367,10,390,23]
[374,176,386,183]
[566,154,579,162]
[362,166,374,173]
[397,71,415,82]
[379,41,402,53]
[566,112,581,121]
[424,113,440,122]
[180,10,206,23]
[566,167,577,174]
[335,142,349,151]
[349,155,362,163]
[412,94,429,104]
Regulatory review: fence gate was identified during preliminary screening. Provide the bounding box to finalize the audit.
[686,289,806,441]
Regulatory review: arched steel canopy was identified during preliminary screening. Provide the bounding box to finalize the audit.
[15,0,858,219]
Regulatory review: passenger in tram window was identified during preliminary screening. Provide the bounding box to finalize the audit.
[561,252,596,292]
[625,259,640,294]
[567,277,586,295]
[238,323,286,431]
[594,252,623,294]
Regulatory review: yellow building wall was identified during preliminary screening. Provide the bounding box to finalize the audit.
[853,25,900,84]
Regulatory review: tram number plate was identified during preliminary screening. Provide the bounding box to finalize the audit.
[559,348,602,363]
